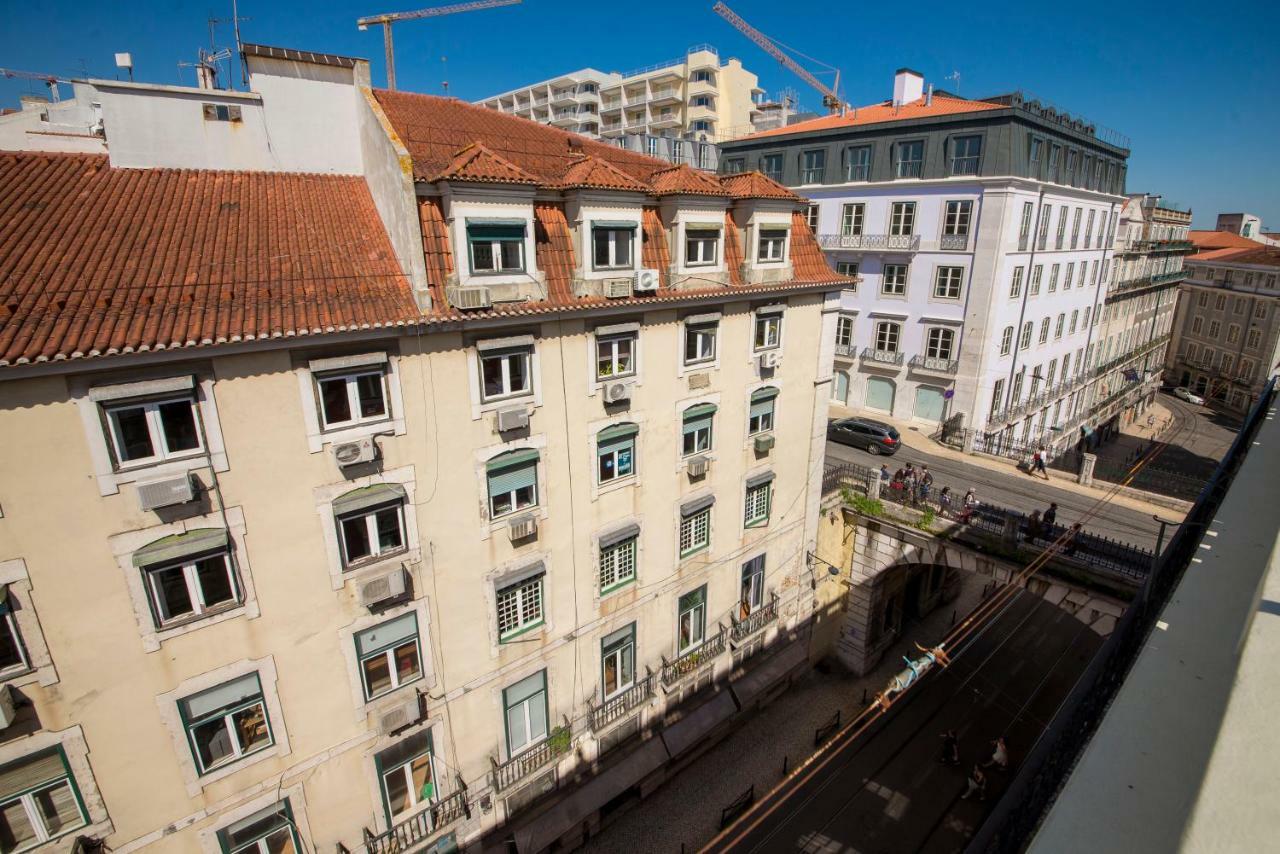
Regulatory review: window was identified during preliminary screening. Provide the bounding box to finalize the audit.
[890,202,916,236]
[601,625,636,699]
[846,145,872,181]
[1055,208,1068,246]
[740,556,765,613]
[1010,266,1025,298]
[841,203,865,236]
[1061,352,1071,377]
[1238,359,1254,380]
[497,571,544,640]
[316,369,387,431]
[1063,262,1074,290]
[933,267,963,299]
[1247,328,1262,349]
[801,149,826,183]
[0,592,29,677]
[836,315,855,348]
[1227,325,1241,344]
[1233,297,1246,315]
[950,135,981,175]
[218,801,300,854]
[881,264,908,296]
[1030,265,1043,295]
[135,530,241,628]
[1000,326,1014,356]
[1048,144,1061,179]
[591,224,635,271]
[805,205,819,231]
[684,226,719,267]
[681,403,715,457]
[1028,137,1043,173]
[1019,202,1034,243]
[596,423,637,484]
[377,733,435,826]
[180,673,273,775]
[1020,322,1033,350]
[761,153,783,181]
[1084,210,1096,246]
[1069,310,1079,334]
[479,345,532,402]
[926,328,955,360]
[874,321,901,353]
[646,137,659,157]
[1036,205,1051,248]
[943,200,972,236]
[835,261,859,279]
[753,311,782,351]
[1039,318,1050,344]
[599,533,637,593]
[0,749,88,851]
[467,222,525,274]
[1083,307,1091,328]
[692,70,713,83]
[1011,370,1024,403]
[990,379,1005,418]
[1221,353,1235,374]
[1208,320,1221,338]
[356,613,422,701]
[677,586,707,651]
[1256,302,1269,319]
[503,671,548,756]
[749,387,778,435]
[723,157,745,174]
[103,396,202,468]
[757,228,787,262]
[335,486,406,567]
[895,140,924,178]
[1078,263,1087,289]
[744,473,773,527]
[486,449,539,519]
[684,319,717,365]
[1046,359,1057,384]
[679,501,712,557]
[1191,317,1204,334]
[1055,314,1065,339]
[596,332,635,380]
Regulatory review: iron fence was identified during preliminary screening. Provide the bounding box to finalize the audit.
[589,673,654,733]
[731,594,780,643]
[661,626,726,688]
[363,779,469,854]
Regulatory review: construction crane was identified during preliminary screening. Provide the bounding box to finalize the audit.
[357,0,521,91]
[712,2,845,113]
[0,68,70,102]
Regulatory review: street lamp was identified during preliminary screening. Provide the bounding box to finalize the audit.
[1152,514,1182,567]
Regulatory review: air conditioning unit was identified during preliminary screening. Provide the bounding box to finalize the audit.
[633,268,660,292]
[137,473,197,512]
[357,566,408,608]
[496,406,530,432]
[758,350,782,371]
[0,686,15,730]
[447,286,493,310]
[686,455,710,478]
[377,694,422,735]
[754,433,775,453]
[602,380,634,403]
[508,514,538,541]
[604,278,633,299]
[333,436,378,467]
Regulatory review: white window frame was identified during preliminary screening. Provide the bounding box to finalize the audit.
[0,749,87,851]
[496,573,545,641]
[757,227,788,262]
[679,508,711,557]
[595,333,637,380]
[102,395,204,470]
[356,614,423,702]
[933,266,963,299]
[1000,326,1014,356]
[841,203,865,236]
[684,227,720,267]
[882,264,908,296]
[178,672,275,778]
[298,352,406,453]
[1039,318,1050,345]
[591,226,635,271]
[683,320,718,367]
[744,480,771,527]
[599,537,638,594]
[601,624,636,700]
[890,202,916,236]
[943,200,972,236]
[337,501,407,569]
[479,346,534,403]
[874,321,901,353]
[315,368,389,431]
[143,551,242,629]
[378,734,437,827]
[1010,266,1024,298]
[753,313,782,352]
[835,315,855,349]
[926,327,955,360]
[677,586,707,651]
[1020,322,1033,350]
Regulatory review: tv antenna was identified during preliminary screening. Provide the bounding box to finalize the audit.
[944,70,961,93]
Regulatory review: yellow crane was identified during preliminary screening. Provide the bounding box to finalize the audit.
[357,0,522,91]
[712,2,846,114]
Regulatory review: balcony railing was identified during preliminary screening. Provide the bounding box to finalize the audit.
[491,723,573,792]
[909,354,960,374]
[589,672,655,732]
[861,347,905,367]
[731,594,779,644]
[363,779,470,854]
[939,233,969,251]
[1018,233,1030,251]
[834,341,857,358]
[661,625,726,688]
[818,233,921,251]
[650,87,681,101]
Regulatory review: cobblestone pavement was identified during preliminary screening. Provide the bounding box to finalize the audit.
[580,573,989,853]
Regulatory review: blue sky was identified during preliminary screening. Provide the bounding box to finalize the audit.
[3,0,1275,228]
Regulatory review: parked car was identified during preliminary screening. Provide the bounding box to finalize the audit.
[1173,386,1206,405]
[827,418,901,455]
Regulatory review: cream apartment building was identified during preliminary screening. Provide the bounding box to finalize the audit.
[0,45,846,854]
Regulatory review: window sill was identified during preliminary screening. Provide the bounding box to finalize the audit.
[600,579,637,598]
[314,418,399,452]
[679,547,710,562]
[363,674,424,709]
[342,549,410,575]
[113,450,206,474]
[478,393,536,417]
[197,742,276,780]
[744,519,770,529]
[98,451,228,497]
[499,621,546,644]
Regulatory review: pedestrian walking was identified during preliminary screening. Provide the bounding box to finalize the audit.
[1025,510,1043,543]
[961,765,987,801]
[1064,522,1083,556]
[1032,445,1050,480]
[982,737,1009,771]
[880,464,891,482]
[1043,502,1058,530]
[921,465,934,488]
[939,486,953,517]
[958,488,978,523]
[939,730,960,766]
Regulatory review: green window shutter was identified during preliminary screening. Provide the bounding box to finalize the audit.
[355,612,418,657]
[592,220,639,230]
[488,461,537,498]
[597,422,639,444]
[132,528,229,568]
[750,386,779,403]
[749,397,775,420]
[468,224,525,241]
[332,483,407,518]
[0,750,67,801]
[599,522,640,549]
[486,448,540,472]
[602,623,634,652]
[680,495,715,517]
[746,470,776,489]
[504,670,546,708]
[181,672,262,720]
[683,403,718,420]
[678,586,706,611]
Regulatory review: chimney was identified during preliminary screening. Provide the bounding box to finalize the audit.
[926,84,933,106]
[195,63,217,90]
[893,68,924,106]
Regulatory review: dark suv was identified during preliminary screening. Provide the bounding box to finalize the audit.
[827,418,901,455]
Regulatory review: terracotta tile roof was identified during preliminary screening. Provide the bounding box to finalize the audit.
[533,203,577,303]
[640,207,671,289]
[648,164,730,197]
[0,151,417,366]
[1191,246,1280,268]
[724,209,745,287]
[555,155,650,192]
[741,95,1006,141]
[418,196,454,309]
[718,171,805,202]
[1188,230,1267,250]
[789,210,850,282]
[432,142,538,185]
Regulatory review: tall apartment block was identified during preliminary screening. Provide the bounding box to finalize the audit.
[0,43,848,854]
[476,45,765,170]
[719,68,1159,456]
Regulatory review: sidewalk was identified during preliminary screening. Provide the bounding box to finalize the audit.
[829,404,1187,521]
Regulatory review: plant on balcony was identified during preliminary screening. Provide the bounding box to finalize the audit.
[547,725,572,756]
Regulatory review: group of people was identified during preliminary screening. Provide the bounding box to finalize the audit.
[879,463,979,522]
[939,732,1009,802]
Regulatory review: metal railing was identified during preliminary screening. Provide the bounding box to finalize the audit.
[939,233,969,251]
[650,87,680,100]
[818,233,921,251]
[589,672,655,732]
[661,626,726,688]
[491,724,573,792]
[730,594,779,644]
[861,347,905,367]
[834,341,857,358]
[908,354,959,374]
[1018,234,1031,251]
[363,779,469,854]
[896,161,923,178]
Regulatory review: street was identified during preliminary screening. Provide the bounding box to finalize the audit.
[708,592,1104,854]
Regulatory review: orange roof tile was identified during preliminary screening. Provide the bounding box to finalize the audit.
[432,142,538,184]
[718,171,805,202]
[533,203,578,303]
[724,209,745,287]
[640,207,672,290]
[1188,230,1268,251]
[555,155,650,192]
[648,164,730,197]
[1190,246,1280,268]
[742,95,1006,141]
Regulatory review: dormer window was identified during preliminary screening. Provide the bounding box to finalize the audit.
[467,221,526,275]
[757,228,788,262]
[685,225,720,267]
[591,221,636,271]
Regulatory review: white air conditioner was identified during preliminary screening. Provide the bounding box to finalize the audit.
[0,686,15,730]
[357,566,408,608]
[377,694,422,735]
[686,455,710,478]
[604,278,633,299]
[757,350,782,371]
[137,473,197,512]
[602,380,634,403]
[333,436,378,467]
[508,514,538,541]
[496,406,530,432]
[633,268,660,292]
[448,285,493,310]
[754,433,776,453]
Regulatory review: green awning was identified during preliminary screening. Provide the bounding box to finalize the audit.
[333,483,407,518]
[132,528,229,568]
[593,220,638,229]
[486,448,540,472]
[598,423,639,443]
[683,403,718,420]
[750,387,779,403]
[467,222,525,240]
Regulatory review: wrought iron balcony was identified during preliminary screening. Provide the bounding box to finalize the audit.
[939,234,969,251]
[491,723,574,793]
[363,779,470,854]
[834,342,857,358]
[589,672,655,732]
[860,347,905,367]
[661,625,726,688]
[818,233,921,251]
[731,594,779,644]
[908,354,959,375]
